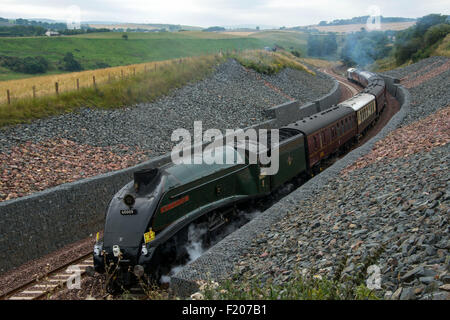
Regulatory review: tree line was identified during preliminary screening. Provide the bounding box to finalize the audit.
[318,16,416,26]
[338,14,449,67]
[0,16,111,37]
[307,33,338,57]
[0,52,84,74]
[394,14,449,64]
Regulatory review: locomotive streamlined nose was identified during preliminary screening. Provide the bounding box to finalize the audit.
[93,168,165,274]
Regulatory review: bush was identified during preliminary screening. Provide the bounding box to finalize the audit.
[61,52,82,71]
[95,62,111,69]
[291,50,301,58]
[0,55,49,74]
[424,23,450,47]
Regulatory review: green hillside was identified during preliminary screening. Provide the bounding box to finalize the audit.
[0,30,307,81]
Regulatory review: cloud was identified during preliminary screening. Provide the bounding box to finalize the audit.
[0,0,448,27]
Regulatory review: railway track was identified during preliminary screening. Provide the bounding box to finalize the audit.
[320,68,361,96]
[1,253,94,300]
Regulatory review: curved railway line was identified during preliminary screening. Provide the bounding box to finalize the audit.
[0,66,400,300]
[321,68,362,97]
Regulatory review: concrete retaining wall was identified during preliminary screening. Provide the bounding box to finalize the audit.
[170,79,410,297]
[0,72,339,275]
[265,74,340,127]
[0,120,276,274]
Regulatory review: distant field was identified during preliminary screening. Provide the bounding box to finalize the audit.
[71,31,239,39]
[220,31,257,36]
[88,23,203,31]
[0,30,307,81]
[313,21,416,33]
[250,30,307,50]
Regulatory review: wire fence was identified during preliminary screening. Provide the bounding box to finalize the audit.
[0,50,242,105]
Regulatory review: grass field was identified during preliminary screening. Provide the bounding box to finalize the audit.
[249,30,307,50]
[0,30,308,81]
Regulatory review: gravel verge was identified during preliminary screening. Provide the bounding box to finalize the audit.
[227,143,449,300]
[260,67,335,104]
[382,56,448,80]
[382,56,450,125]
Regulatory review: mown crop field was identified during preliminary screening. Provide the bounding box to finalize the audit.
[313,21,416,33]
[0,57,201,104]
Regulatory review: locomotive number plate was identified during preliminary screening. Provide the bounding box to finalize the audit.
[120,209,137,215]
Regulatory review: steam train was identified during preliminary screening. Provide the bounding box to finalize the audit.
[93,68,387,290]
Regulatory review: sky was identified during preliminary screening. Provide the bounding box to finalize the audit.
[0,0,448,27]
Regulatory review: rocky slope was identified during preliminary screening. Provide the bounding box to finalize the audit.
[219,56,450,300]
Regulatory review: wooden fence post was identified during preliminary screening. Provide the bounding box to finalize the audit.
[76,79,79,90]
[121,70,124,79]
[32,86,36,99]
[6,89,10,104]
[93,75,96,88]
[133,68,136,76]
[55,82,59,95]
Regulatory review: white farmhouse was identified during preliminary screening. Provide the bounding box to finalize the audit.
[45,30,60,37]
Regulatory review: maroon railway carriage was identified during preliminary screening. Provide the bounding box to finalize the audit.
[338,93,377,136]
[364,79,386,115]
[285,105,357,169]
